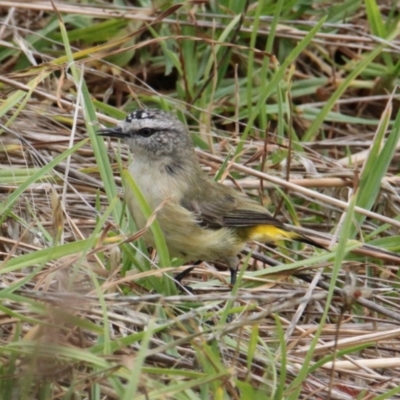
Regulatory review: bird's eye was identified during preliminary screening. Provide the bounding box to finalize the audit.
[137,128,154,137]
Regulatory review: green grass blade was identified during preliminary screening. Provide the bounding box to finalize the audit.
[354,102,400,232]
[303,44,384,141]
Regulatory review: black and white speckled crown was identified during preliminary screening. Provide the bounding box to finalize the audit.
[125,109,164,123]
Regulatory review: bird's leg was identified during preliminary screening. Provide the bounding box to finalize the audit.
[174,260,202,291]
[175,257,240,288]
[226,256,240,286]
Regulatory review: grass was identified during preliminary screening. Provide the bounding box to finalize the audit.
[0,0,400,399]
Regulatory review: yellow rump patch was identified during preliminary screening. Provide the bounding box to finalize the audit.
[247,225,299,243]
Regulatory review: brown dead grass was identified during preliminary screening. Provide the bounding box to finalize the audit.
[0,1,400,399]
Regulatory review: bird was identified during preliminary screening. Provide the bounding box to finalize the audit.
[98,108,323,286]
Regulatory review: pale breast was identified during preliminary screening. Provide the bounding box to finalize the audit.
[126,158,187,232]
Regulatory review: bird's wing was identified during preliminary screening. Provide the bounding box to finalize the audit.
[181,185,285,229]
[221,209,285,228]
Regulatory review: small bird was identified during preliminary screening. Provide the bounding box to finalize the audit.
[98,109,322,285]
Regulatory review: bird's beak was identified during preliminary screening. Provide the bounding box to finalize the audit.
[97,126,126,138]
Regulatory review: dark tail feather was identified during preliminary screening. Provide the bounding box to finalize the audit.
[295,234,326,250]
[287,225,400,264]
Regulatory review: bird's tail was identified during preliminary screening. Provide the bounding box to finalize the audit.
[290,231,326,249]
[285,224,400,263]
